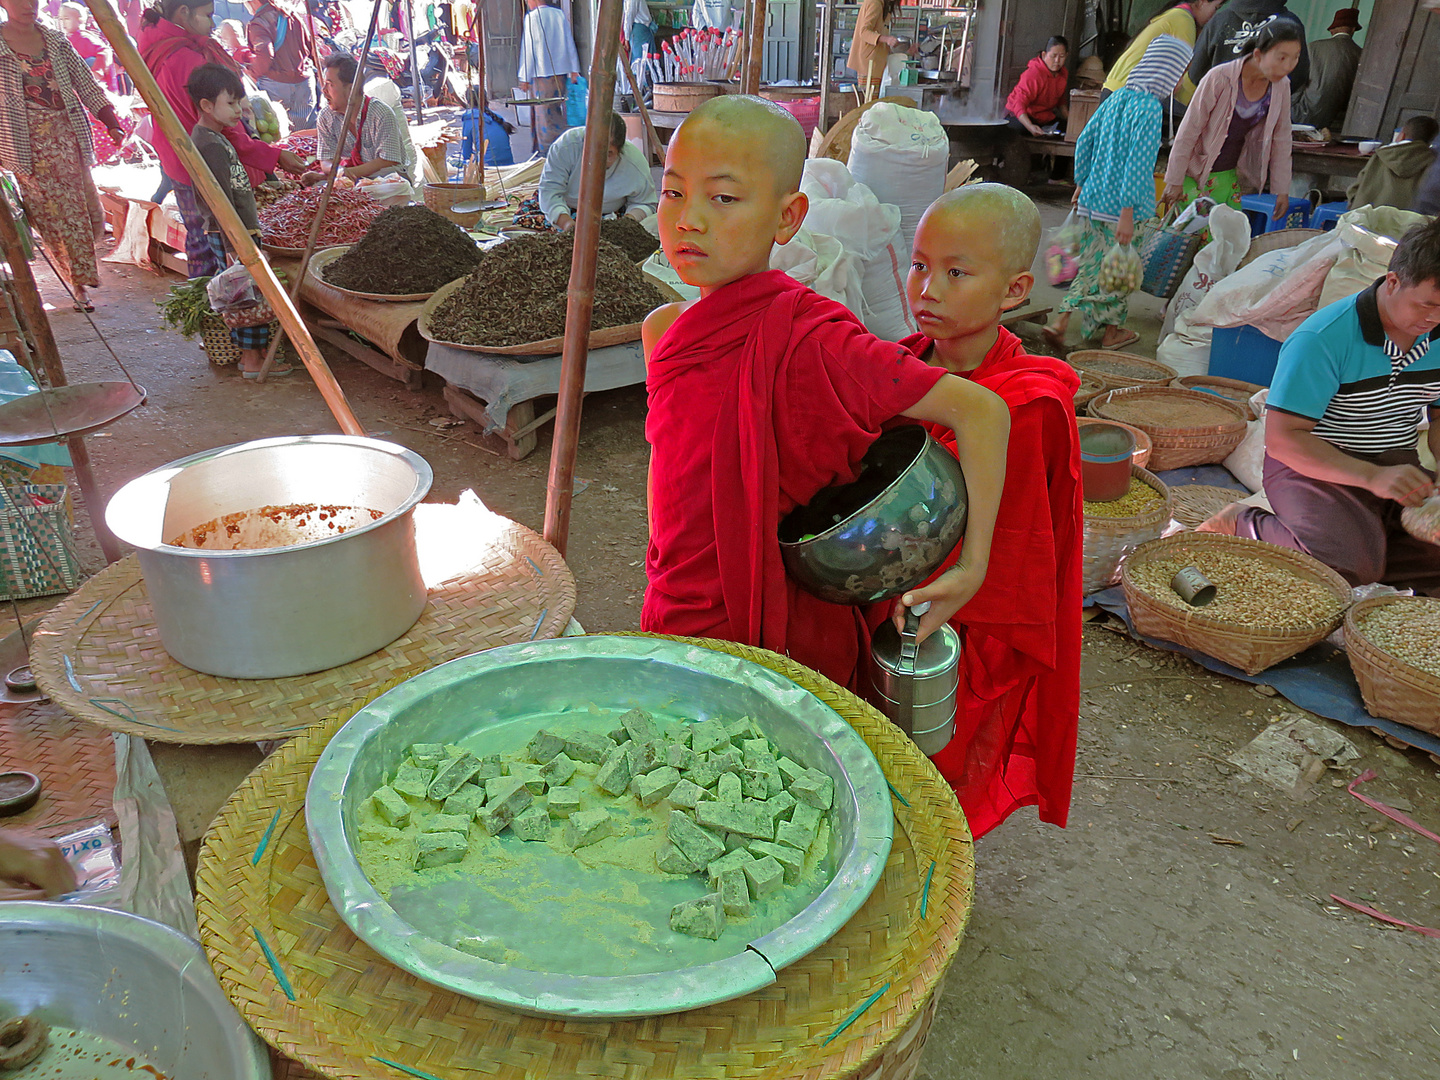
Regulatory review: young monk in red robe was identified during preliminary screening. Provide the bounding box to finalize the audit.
[884,184,1084,837]
[641,95,1010,690]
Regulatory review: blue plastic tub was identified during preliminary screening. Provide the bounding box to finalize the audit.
[1209,325,1283,386]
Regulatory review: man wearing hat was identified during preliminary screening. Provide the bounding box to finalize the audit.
[1292,8,1363,131]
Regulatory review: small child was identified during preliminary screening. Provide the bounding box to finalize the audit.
[890,184,1083,838]
[185,63,292,379]
[641,95,1010,690]
[460,87,515,168]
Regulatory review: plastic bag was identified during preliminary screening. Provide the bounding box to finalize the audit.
[566,76,588,128]
[1401,494,1440,547]
[1221,388,1269,493]
[55,820,122,905]
[1098,241,1142,294]
[1156,203,1251,375]
[1044,211,1082,287]
[247,92,290,144]
[206,261,262,313]
[355,175,414,207]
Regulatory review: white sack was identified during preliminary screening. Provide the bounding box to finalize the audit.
[1156,204,1251,375]
[1317,205,1433,310]
[847,103,947,255]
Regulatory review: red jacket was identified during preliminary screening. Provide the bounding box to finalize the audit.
[138,18,280,188]
[1006,55,1069,123]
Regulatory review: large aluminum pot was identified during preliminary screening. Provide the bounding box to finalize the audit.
[0,902,270,1078]
[106,435,433,679]
[778,426,968,605]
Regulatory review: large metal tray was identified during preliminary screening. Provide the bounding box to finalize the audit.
[306,635,893,1018]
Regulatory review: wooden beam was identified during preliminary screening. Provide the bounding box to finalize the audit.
[818,1,835,134]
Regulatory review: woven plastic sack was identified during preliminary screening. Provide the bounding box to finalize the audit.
[1044,211,1081,287]
[1318,205,1432,311]
[0,482,80,601]
[847,103,947,255]
[1188,229,1344,340]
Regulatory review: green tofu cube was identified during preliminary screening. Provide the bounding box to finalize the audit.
[670,726,693,749]
[724,832,747,852]
[358,821,402,843]
[655,842,701,875]
[717,772,743,806]
[563,731,616,765]
[668,809,726,866]
[689,719,729,755]
[415,831,467,869]
[667,778,704,809]
[666,743,697,771]
[453,935,505,962]
[409,743,447,768]
[742,739,775,770]
[423,813,473,835]
[620,708,660,744]
[546,785,581,818]
[685,755,724,789]
[443,783,486,818]
[628,740,666,776]
[564,807,613,849]
[739,768,768,800]
[594,744,633,796]
[747,840,804,885]
[505,761,547,795]
[790,801,823,836]
[429,753,482,799]
[539,752,577,786]
[391,761,435,800]
[706,848,755,889]
[717,866,752,917]
[473,755,503,782]
[637,766,682,807]
[695,799,774,840]
[510,805,551,841]
[790,769,834,810]
[526,729,568,764]
[744,855,785,898]
[370,785,411,827]
[477,776,532,835]
[776,757,807,785]
[725,718,756,746]
[670,892,725,940]
[766,791,797,822]
[710,748,744,776]
[608,725,631,745]
[776,820,814,853]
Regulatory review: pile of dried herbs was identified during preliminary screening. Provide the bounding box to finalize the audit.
[428,233,666,348]
[599,215,660,261]
[323,205,484,294]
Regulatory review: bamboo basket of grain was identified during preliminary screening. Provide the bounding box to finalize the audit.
[1076,416,1152,469]
[1067,350,1176,391]
[424,182,485,228]
[1089,386,1248,470]
[1344,595,1440,732]
[1074,373,1106,411]
[1082,464,1171,594]
[1121,533,1351,674]
[653,82,724,112]
[1170,375,1265,420]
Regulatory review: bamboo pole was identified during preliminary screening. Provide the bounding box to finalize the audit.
[406,0,425,122]
[542,0,624,556]
[818,0,834,134]
[255,0,384,382]
[0,199,122,564]
[617,35,662,162]
[83,0,365,436]
[745,0,767,94]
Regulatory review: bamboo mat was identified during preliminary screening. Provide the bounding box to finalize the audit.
[195,636,973,1080]
[30,507,575,744]
[1169,484,1249,530]
[0,698,115,833]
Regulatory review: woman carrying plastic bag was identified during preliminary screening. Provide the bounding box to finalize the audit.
[1043,34,1193,352]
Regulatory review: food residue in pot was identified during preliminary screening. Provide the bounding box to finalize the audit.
[168,503,385,550]
[1,1024,170,1079]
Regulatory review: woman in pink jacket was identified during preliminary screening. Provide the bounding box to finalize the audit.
[137,0,305,279]
[1161,19,1300,218]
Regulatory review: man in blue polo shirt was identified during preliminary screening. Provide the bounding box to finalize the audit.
[1200,219,1440,596]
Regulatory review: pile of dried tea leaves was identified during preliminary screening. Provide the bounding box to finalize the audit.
[428,232,666,348]
[599,215,661,261]
[324,205,484,294]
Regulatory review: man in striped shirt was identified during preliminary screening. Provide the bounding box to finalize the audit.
[1201,219,1440,596]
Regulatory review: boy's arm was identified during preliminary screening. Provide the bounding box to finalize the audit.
[895,374,1010,642]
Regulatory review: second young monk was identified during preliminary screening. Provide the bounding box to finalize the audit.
[641,96,1010,691]
[886,185,1083,838]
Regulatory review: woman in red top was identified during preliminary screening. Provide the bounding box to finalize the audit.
[1005,35,1070,136]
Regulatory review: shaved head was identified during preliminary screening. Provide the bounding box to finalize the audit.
[678,94,807,194]
[924,184,1042,275]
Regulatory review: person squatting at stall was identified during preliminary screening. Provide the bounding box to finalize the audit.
[884,184,1082,838]
[1199,219,1440,598]
[640,95,1010,692]
[1004,35,1069,136]
[186,63,291,379]
[538,111,656,231]
[304,52,416,185]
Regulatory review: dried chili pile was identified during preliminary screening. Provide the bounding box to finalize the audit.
[428,233,666,348]
[599,215,660,261]
[258,186,386,249]
[323,206,484,294]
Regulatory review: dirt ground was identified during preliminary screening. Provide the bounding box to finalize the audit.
[20,190,1440,1080]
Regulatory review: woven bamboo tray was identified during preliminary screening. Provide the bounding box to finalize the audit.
[1073,374,1106,412]
[1344,596,1440,733]
[29,510,575,744]
[1067,350,1176,391]
[1088,386,1247,471]
[1170,375,1264,421]
[1076,416,1152,469]
[1082,465,1171,595]
[195,635,973,1080]
[1121,533,1351,675]
[1168,484,1250,530]
[0,698,115,833]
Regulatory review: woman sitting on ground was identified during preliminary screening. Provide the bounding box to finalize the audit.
[1005,35,1069,136]
[303,52,416,185]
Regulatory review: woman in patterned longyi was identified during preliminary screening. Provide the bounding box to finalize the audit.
[1043,33,1193,352]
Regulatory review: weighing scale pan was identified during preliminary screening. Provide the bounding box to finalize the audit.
[0,382,146,446]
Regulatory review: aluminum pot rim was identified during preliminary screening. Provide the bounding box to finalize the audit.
[105,435,433,559]
[305,635,895,1019]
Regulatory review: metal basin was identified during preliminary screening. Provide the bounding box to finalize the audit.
[779,426,968,605]
[0,903,269,1078]
[105,435,432,679]
[306,635,894,1019]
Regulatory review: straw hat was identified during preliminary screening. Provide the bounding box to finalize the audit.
[1076,55,1106,85]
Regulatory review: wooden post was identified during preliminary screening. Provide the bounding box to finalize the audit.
[617,35,662,162]
[818,0,834,135]
[0,199,122,564]
[745,0,767,94]
[542,0,624,557]
[83,0,366,437]
[407,0,425,121]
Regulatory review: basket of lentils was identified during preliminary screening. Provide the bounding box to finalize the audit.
[1081,465,1172,595]
[1344,595,1440,732]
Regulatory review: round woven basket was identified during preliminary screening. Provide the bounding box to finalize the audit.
[1076,416,1152,469]
[1170,375,1265,421]
[654,82,724,112]
[1120,533,1351,675]
[194,635,973,1080]
[424,182,485,228]
[1073,374,1106,412]
[1089,386,1248,471]
[1237,227,1323,269]
[1082,464,1171,595]
[1067,350,1176,391]
[200,311,241,365]
[1343,596,1440,733]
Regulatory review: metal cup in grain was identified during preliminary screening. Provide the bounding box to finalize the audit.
[1171,565,1217,606]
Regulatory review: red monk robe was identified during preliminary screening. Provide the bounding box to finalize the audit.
[884,326,1083,838]
[643,270,946,689]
